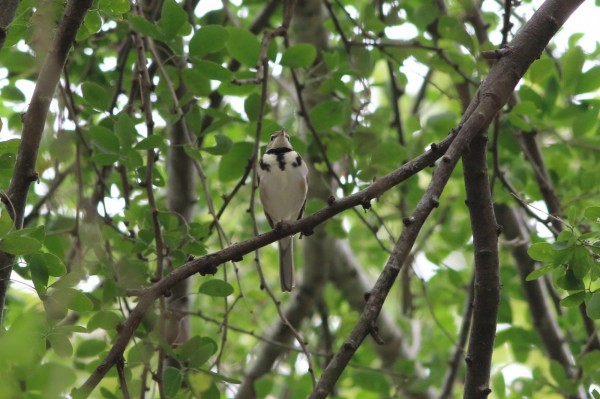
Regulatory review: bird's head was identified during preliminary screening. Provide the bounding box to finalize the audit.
[266,130,292,151]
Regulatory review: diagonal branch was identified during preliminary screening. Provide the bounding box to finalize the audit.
[72,122,454,398]
[307,0,585,396]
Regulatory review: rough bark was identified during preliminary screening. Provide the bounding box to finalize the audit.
[462,133,500,399]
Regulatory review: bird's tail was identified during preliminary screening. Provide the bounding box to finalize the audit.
[279,236,295,292]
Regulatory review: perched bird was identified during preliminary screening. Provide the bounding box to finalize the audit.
[258,130,308,292]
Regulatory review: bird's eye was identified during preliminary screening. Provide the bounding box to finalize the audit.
[270,135,275,140]
[285,134,290,140]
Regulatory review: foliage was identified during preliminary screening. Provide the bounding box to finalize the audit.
[0,0,599,398]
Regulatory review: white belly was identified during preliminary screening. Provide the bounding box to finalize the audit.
[259,151,308,223]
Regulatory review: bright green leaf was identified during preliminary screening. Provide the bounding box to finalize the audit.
[560,291,586,307]
[159,0,187,40]
[584,206,600,223]
[280,44,317,68]
[98,0,130,14]
[189,25,229,57]
[225,27,260,67]
[0,139,20,155]
[527,242,554,262]
[587,292,600,319]
[0,235,42,255]
[194,60,233,81]
[525,263,555,281]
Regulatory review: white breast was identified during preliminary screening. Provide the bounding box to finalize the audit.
[259,151,308,223]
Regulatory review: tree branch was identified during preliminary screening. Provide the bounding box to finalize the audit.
[307,0,585,396]
[71,123,454,398]
[462,132,500,399]
[0,0,92,326]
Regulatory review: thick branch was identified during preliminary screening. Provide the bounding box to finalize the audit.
[462,133,500,399]
[0,0,92,326]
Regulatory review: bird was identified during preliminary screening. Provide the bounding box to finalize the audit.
[258,129,308,292]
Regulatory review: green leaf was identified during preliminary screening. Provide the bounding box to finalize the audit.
[244,93,263,121]
[98,0,130,14]
[199,279,234,297]
[48,333,73,358]
[158,0,187,40]
[76,339,107,358]
[189,25,229,57]
[89,126,120,165]
[43,253,67,276]
[87,310,122,332]
[309,99,345,131]
[0,210,14,237]
[51,288,94,312]
[28,363,76,394]
[178,336,218,368]
[225,27,260,67]
[81,82,110,111]
[0,234,42,255]
[560,291,586,307]
[587,292,600,319]
[182,68,212,97]
[202,134,233,155]
[194,60,233,81]
[525,263,555,281]
[527,242,554,262]
[1,85,25,102]
[563,46,585,93]
[114,113,136,148]
[572,246,592,280]
[83,11,102,35]
[163,367,181,398]
[280,44,317,68]
[0,138,20,155]
[557,268,584,291]
[134,134,165,150]
[549,360,567,386]
[182,241,207,256]
[581,350,600,374]
[218,142,253,182]
[576,66,600,94]
[129,15,163,40]
[27,253,49,295]
[584,206,600,223]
